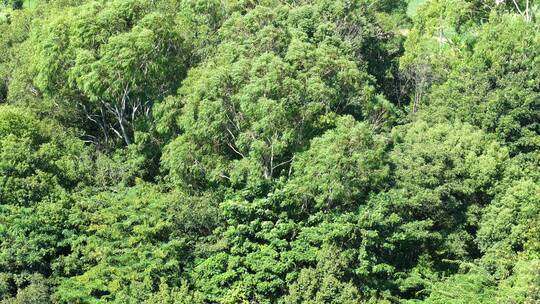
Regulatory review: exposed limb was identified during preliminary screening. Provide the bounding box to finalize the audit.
[226,127,237,141]
[526,0,531,22]
[288,155,295,177]
[80,102,110,145]
[107,120,123,140]
[120,84,133,145]
[132,100,140,123]
[269,139,274,177]
[512,0,532,22]
[82,134,99,145]
[272,156,294,171]
[99,106,110,145]
[219,174,231,181]
[227,142,245,159]
[512,0,524,16]
[103,83,133,145]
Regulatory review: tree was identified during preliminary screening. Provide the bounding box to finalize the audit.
[157,0,395,193]
[284,245,361,304]
[31,0,187,146]
[477,179,540,278]
[423,14,539,155]
[55,183,219,303]
[400,0,481,113]
[284,116,389,213]
[0,106,91,299]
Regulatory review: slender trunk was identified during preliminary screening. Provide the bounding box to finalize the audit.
[413,78,422,114]
[118,117,132,145]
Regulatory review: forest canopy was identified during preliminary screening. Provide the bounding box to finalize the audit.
[0,0,539,303]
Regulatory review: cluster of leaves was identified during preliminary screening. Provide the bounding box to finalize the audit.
[0,0,539,303]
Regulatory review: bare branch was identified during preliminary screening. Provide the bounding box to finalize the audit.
[272,156,294,171]
[227,142,245,158]
[219,174,231,181]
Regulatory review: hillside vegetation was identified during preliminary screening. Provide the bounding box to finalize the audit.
[0,0,539,303]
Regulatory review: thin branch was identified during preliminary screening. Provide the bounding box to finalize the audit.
[288,155,295,177]
[219,174,231,181]
[227,142,245,158]
[225,127,237,140]
[269,138,274,176]
[109,125,123,139]
[526,0,530,22]
[512,0,524,16]
[272,156,294,171]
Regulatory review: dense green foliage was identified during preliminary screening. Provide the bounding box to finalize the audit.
[0,0,539,303]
